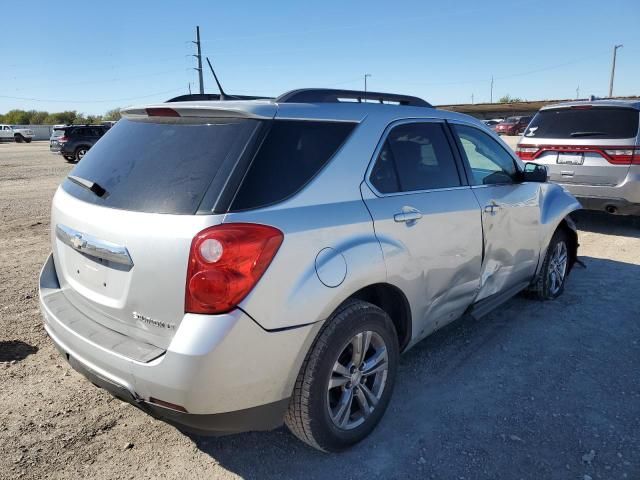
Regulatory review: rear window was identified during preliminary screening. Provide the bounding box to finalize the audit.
[229,120,355,211]
[525,107,639,139]
[62,118,259,214]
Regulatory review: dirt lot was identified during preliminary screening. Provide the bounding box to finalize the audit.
[1,141,639,480]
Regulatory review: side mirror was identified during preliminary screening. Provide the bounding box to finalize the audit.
[522,162,547,183]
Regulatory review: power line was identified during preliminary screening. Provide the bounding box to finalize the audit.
[9,67,189,92]
[0,87,184,104]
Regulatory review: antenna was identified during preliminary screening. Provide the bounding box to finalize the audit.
[206,57,228,100]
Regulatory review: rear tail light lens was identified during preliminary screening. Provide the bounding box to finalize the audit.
[516,145,539,161]
[58,136,68,143]
[185,223,283,314]
[603,148,640,165]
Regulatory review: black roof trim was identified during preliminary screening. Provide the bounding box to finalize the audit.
[166,93,273,103]
[276,88,432,107]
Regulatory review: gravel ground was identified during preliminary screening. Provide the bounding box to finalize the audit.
[1,141,639,480]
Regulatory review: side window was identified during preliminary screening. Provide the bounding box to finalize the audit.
[370,141,400,193]
[453,124,518,185]
[370,122,461,193]
[230,120,355,211]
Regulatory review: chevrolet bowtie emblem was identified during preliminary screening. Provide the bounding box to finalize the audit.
[70,235,86,250]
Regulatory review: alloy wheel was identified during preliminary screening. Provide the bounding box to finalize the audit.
[548,241,568,296]
[327,330,389,430]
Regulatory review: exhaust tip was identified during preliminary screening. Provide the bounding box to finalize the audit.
[605,205,618,214]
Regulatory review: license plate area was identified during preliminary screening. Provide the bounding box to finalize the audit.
[557,153,584,165]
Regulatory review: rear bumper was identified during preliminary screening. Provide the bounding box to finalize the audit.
[39,253,319,434]
[557,171,640,215]
[573,196,640,216]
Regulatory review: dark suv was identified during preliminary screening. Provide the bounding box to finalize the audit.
[50,125,110,162]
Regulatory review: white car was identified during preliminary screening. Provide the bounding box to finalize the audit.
[0,124,34,143]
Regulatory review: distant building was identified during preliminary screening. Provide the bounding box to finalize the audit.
[437,96,640,119]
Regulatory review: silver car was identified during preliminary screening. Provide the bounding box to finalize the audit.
[517,99,640,215]
[39,88,580,452]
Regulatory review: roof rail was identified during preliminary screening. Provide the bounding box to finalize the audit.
[166,93,273,103]
[276,88,432,107]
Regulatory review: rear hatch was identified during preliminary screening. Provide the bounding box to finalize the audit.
[50,128,66,151]
[517,105,640,185]
[50,111,269,349]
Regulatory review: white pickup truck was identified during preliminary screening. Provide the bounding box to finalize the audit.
[0,124,34,143]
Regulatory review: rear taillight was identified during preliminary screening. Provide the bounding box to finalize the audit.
[58,136,68,143]
[185,223,284,314]
[603,148,640,165]
[516,145,539,161]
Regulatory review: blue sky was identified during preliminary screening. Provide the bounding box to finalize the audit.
[2,0,638,115]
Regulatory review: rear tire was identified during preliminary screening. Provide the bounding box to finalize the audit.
[285,300,399,452]
[75,147,88,162]
[24,138,32,143]
[527,229,570,300]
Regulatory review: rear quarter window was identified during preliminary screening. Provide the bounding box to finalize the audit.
[525,107,640,139]
[229,120,355,211]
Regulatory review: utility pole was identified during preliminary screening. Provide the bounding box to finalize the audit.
[608,44,623,98]
[490,76,494,103]
[364,74,371,101]
[192,26,204,94]
[471,93,474,104]
[576,85,579,99]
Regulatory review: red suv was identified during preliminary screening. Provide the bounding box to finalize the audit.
[495,116,531,136]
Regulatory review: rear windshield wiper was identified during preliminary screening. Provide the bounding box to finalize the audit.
[67,175,108,198]
[569,131,608,137]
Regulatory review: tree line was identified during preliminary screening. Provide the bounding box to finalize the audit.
[0,108,121,125]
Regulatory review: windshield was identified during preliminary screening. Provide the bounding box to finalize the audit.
[525,107,639,139]
[61,118,260,214]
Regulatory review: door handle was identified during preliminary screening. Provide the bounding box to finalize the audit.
[483,202,501,215]
[394,208,422,223]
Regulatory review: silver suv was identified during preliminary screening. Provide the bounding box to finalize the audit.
[517,99,640,215]
[39,88,580,452]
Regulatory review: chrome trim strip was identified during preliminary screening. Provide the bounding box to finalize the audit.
[55,224,134,267]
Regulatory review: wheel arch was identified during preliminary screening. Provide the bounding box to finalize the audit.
[342,283,412,352]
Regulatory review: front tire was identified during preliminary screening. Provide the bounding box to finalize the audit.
[285,300,399,452]
[528,229,570,300]
[14,134,24,143]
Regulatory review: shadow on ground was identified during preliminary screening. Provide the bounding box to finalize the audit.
[189,256,640,479]
[0,340,38,363]
[572,210,640,238]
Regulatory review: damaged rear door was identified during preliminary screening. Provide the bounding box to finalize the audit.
[362,119,483,341]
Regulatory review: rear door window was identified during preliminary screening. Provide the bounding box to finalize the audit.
[369,122,461,194]
[230,120,355,210]
[525,107,639,139]
[62,118,260,214]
